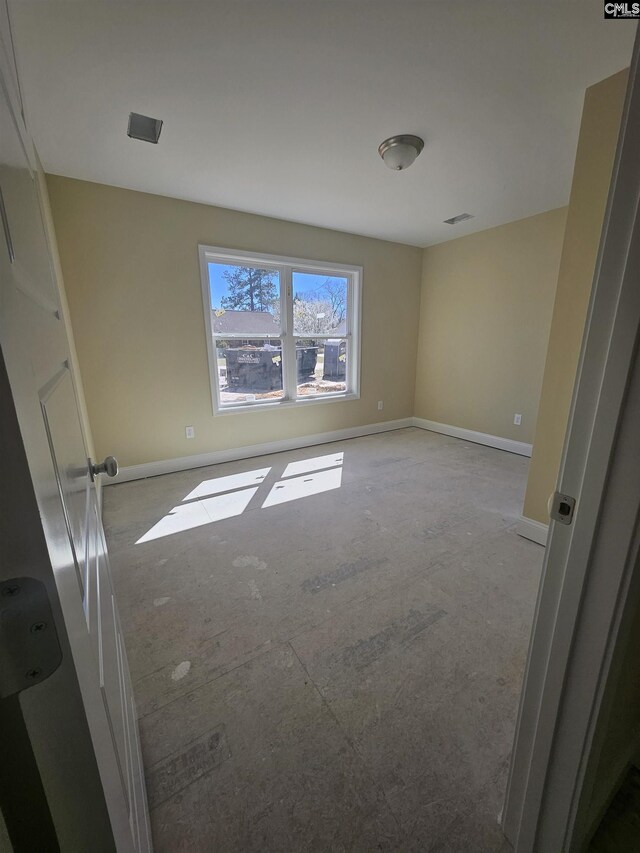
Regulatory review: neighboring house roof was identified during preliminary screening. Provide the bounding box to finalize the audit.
[212,309,347,337]
[212,309,279,336]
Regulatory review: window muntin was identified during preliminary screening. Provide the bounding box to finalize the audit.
[200,247,361,413]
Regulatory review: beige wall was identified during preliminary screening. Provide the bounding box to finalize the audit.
[413,208,567,445]
[48,71,627,478]
[523,69,628,524]
[36,164,95,463]
[47,176,422,468]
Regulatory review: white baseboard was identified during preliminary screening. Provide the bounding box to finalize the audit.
[516,515,549,546]
[108,417,414,484]
[108,415,535,486]
[411,417,533,457]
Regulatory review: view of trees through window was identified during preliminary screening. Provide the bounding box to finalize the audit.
[292,271,346,337]
[219,266,278,313]
[206,258,354,408]
[213,264,347,335]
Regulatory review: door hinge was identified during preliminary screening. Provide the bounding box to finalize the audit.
[550,492,577,526]
[0,577,63,699]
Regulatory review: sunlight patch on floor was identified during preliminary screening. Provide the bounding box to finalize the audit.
[136,455,344,544]
[136,487,259,543]
[282,452,344,479]
[182,468,271,501]
[262,467,343,508]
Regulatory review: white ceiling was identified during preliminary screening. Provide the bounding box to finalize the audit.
[10,1,636,247]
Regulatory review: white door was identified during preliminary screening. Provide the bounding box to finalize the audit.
[503,32,640,853]
[0,46,151,853]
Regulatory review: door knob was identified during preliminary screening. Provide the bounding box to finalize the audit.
[89,456,119,479]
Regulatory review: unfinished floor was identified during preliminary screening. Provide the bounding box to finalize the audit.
[103,427,543,852]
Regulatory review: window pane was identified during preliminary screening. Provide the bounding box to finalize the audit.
[295,339,347,397]
[209,261,281,337]
[293,272,348,337]
[218,340,284,405]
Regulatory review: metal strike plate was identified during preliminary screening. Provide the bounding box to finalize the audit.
[550,492,576,526]
[0,578,62,698]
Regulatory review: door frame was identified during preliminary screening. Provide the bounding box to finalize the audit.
[503,29,640,853]
[0,7,151,848]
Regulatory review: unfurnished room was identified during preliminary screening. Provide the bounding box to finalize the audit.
[1,3,640,853]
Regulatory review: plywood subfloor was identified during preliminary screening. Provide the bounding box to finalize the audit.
[103,427,541,852]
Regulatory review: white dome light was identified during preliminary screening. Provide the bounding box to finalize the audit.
[378,135,424,171]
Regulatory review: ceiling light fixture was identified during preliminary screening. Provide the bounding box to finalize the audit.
[378,134,424,171]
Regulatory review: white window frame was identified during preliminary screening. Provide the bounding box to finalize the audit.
[198,245,362,415]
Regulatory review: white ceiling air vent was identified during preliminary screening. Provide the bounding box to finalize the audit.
[127,113,163,144]
[443,213,474,225]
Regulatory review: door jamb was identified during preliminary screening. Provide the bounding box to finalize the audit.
[503,31,640,853]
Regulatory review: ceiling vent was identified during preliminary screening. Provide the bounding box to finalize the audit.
[127,113,163,144]
[443,213,474,225]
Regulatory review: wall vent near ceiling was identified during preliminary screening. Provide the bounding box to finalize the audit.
[443,213,474,225]
[127,113,163,144]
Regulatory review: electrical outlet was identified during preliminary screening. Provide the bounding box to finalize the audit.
[377,400,384,411]
[185,425,195,439]
[513,414,522,426]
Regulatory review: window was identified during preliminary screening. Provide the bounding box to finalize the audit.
[199,246,361,413]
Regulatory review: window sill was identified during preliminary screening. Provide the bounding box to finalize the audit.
[213,391,360,416]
